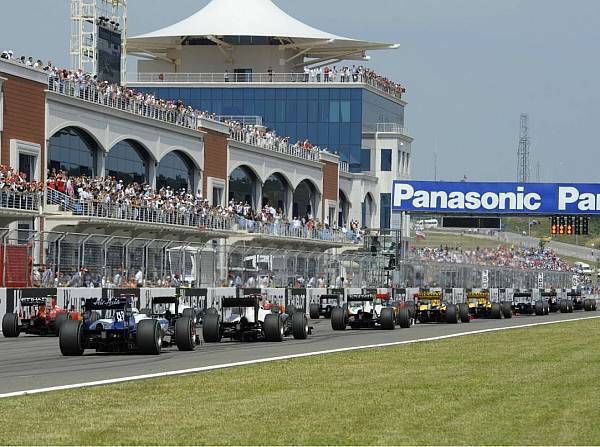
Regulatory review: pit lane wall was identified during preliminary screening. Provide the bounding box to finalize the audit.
[0,287,597,326]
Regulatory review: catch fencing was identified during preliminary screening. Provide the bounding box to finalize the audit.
[2,228,576,290]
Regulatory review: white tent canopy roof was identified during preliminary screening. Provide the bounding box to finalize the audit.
[128,0,399,58]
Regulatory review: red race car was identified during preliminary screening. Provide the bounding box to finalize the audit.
[2,296,79,337]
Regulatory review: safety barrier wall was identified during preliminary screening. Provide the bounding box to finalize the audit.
[0,287,596,326]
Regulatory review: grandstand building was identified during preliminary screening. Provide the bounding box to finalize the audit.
[0,0,411,281]
[128,0,412,230]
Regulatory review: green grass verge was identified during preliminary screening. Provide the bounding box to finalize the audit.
[1,319,599,445]
[504,217,600,250]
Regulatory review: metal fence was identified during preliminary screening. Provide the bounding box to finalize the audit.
[133,72,405,101]
[1,228,574,290]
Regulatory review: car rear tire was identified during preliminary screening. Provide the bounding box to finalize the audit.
[543,302,550,315]
[459,303,470,323]
[405,302,416,319]
[331,307,346,331]
[137,319,161,355]
[397,308,411,328]
[490,303,502,319]
[501,302,513,319]
[286,304,297,316]
[264,313,284,342]
[182,308,197,324]
[445,304,458,324]
[175,316,195,351]
[380,308,395,330]
[559,299,568,313]
[534,301,544,316]
[54,312,68,336]
[291,312,309,340]
[583,299,592,311]
[59,320,84,356]
[309,303,320,319]
[2,313,19,338]
[567,300,574,313]
[202,313,222,343]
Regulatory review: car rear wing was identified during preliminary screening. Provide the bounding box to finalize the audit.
[19,297,50,306]
[222,296,261,309]
[512,292,532,298]
[347,294,374,303]
[84,297,131,310]
[466,292,489,299]
[151,296,178,305]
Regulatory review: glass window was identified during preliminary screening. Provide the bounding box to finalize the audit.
[263,174,288,212]
[381,149,392,171]
[319,101,329,122]
[276,100,286,122]
[329,100,340,123]
[308,100,318,122]
[106,140,149,185]
[297,100,308,123]
[157,151,194,191]
[361,149,371,172]
[48,127,98,177]
[380,193,391,229]
[229,166,256,207]
[340,101,351,122]
[286,100,297,122]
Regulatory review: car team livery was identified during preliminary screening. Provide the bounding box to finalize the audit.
[392,181,600,214]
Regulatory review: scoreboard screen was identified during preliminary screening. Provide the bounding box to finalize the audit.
[97,26,122,84]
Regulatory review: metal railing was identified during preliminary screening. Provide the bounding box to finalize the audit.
[8,228,575,289]
[0,190,41,212]
[47,77,213,131]
[46,189,355,244]
[340,161,349,173]
[134,72,405,101]
[364,123,410,135]
[218,115,263,126]
[47,78,334,164]
[229,129,322,162]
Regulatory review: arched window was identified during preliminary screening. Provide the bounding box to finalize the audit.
[48,127,98,176]
[263,173,288,213]
[339,189,350,227]
[106,140,149,185]
[229,166,257,207]
[293,180,316,219]
[157,151,194,191]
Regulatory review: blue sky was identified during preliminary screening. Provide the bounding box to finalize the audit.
[2,0,599,182]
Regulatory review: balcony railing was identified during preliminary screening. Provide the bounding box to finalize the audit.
[47,189,356,244]
[47,77,213,132]
[0,190,41,212]
[340,161,349,173]
[229,129,321,162]
[364,123,410,135]
[47,78,327,163]
[133,72,405,101]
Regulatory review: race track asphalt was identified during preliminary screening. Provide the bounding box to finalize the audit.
[0,311,596,395]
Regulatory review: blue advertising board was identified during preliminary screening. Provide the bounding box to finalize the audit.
[392,181,600,215]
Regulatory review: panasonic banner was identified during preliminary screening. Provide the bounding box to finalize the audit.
[392,181,600,215]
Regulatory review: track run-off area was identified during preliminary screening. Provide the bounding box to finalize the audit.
[1,312,598,398]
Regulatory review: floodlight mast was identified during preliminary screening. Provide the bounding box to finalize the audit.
[70,0,128,82]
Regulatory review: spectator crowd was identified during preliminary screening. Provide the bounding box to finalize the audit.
[413,245,571,272]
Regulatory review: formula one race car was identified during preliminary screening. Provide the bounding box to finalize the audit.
[309,290,343,319]
[331,292,411,330]
[565,290,597,312]
[512,291,549,316]
[202,293,310,343]
[412,290,459,324]
[462,290,512,320]
[142,296,200,349]
[59,296,196,355]
[2,296,77,338]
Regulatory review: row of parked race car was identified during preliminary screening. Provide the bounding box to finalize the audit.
[1,288,596,356]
